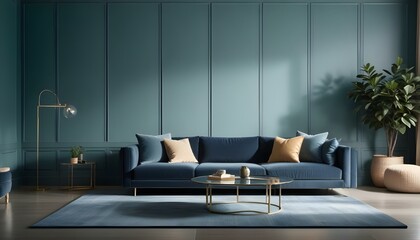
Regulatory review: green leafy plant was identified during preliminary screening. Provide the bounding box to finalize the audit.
[349,57,420,157]
[70,146,84,158]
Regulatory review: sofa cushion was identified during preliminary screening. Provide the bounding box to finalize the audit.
[136,133,171,163]
[322,138,339,165]
[268,136,304,163]
[261,162,342,180]
[133,162,198,180]
[199,137,259,163]
[195,162,266,176]
[296,131,328,162]
[173,136,199,160]
[163,138,198,163]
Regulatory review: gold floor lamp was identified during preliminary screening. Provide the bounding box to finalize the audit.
[36,89,77,191]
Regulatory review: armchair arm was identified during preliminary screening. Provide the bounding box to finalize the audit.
[0,169,12,199]
[335,145,358,188]
[120,145,139,187]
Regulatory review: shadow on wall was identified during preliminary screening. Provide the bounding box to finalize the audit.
[276,95,308,137]
[275,73,360,140]
[311,74,360,142]
[311,75,365,185]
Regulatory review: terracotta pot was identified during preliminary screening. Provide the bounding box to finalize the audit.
[371,155,404,187]
[70,158,78,164]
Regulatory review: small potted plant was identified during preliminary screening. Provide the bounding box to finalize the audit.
[349,57,420,187]
[70,146,83,164]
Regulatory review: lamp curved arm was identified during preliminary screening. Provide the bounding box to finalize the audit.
[37,89,77,117]
[38,89,63,107]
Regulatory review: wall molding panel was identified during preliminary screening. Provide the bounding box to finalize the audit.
[21,0,417,186]
[162,3,210,137]
[262,3,308,137]
[108,3,160,141]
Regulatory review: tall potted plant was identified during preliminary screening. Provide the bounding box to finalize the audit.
[349,57,420,187]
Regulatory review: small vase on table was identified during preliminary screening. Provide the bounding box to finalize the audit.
[240,166,250,178]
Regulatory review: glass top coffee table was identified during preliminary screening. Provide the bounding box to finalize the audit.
[191,176,293,214]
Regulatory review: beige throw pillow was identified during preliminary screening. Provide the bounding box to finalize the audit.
[163,138,198,163]
[268,136,304,163]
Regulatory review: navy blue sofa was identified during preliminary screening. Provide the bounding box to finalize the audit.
[121,136,357,195]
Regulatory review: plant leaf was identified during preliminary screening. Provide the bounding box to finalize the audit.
[396,56,403,65]
[404,104,414,110]
[401,117,411,128]
[383,69,392,75]
[408,117,416,126]
[404,85,415,94]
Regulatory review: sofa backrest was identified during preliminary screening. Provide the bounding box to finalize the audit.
[134,136,272,163]
[198,136,259,163]
[134,135,339,165]
[254,136,275,163]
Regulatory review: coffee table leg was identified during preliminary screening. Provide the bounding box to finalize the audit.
[265,185,268,203]
[208,185,212,207]
[268,185,272,213]
[279,184,282,210]
[206,185,209,206]
[236,186,239,202]
[206,185,213,207]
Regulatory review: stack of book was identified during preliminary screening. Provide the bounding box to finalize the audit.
[208,173,236,181]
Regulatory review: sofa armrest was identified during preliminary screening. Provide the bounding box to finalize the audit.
[120,144,139,187]
[335,145,358,188]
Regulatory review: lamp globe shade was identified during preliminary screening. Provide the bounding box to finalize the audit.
[63,104,77,118]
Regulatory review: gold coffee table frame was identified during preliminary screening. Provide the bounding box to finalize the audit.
[191,176,293,214]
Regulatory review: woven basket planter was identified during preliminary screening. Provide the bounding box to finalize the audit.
[371,155,404,187]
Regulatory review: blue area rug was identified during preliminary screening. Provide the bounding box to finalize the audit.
[32,194,406,228]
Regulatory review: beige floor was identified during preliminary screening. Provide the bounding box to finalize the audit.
[0,187,419,240]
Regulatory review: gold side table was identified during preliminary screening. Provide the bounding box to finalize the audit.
[61,162,96,190]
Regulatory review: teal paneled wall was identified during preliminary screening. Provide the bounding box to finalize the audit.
[108,3,160,141]
[58,3,106,142]
[0,0,20,181]
[0,0,18,146]
[23,4,56,143]
[22,0,417,186]
[310,3,358,140]
[212,3,260,136]
[162,3,210,136]
[262,3,308,137]
[364,3,408,70]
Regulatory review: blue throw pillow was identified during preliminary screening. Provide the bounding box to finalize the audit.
[296,131,328,162]
[135,133,171,163]
[322,138,339,165]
